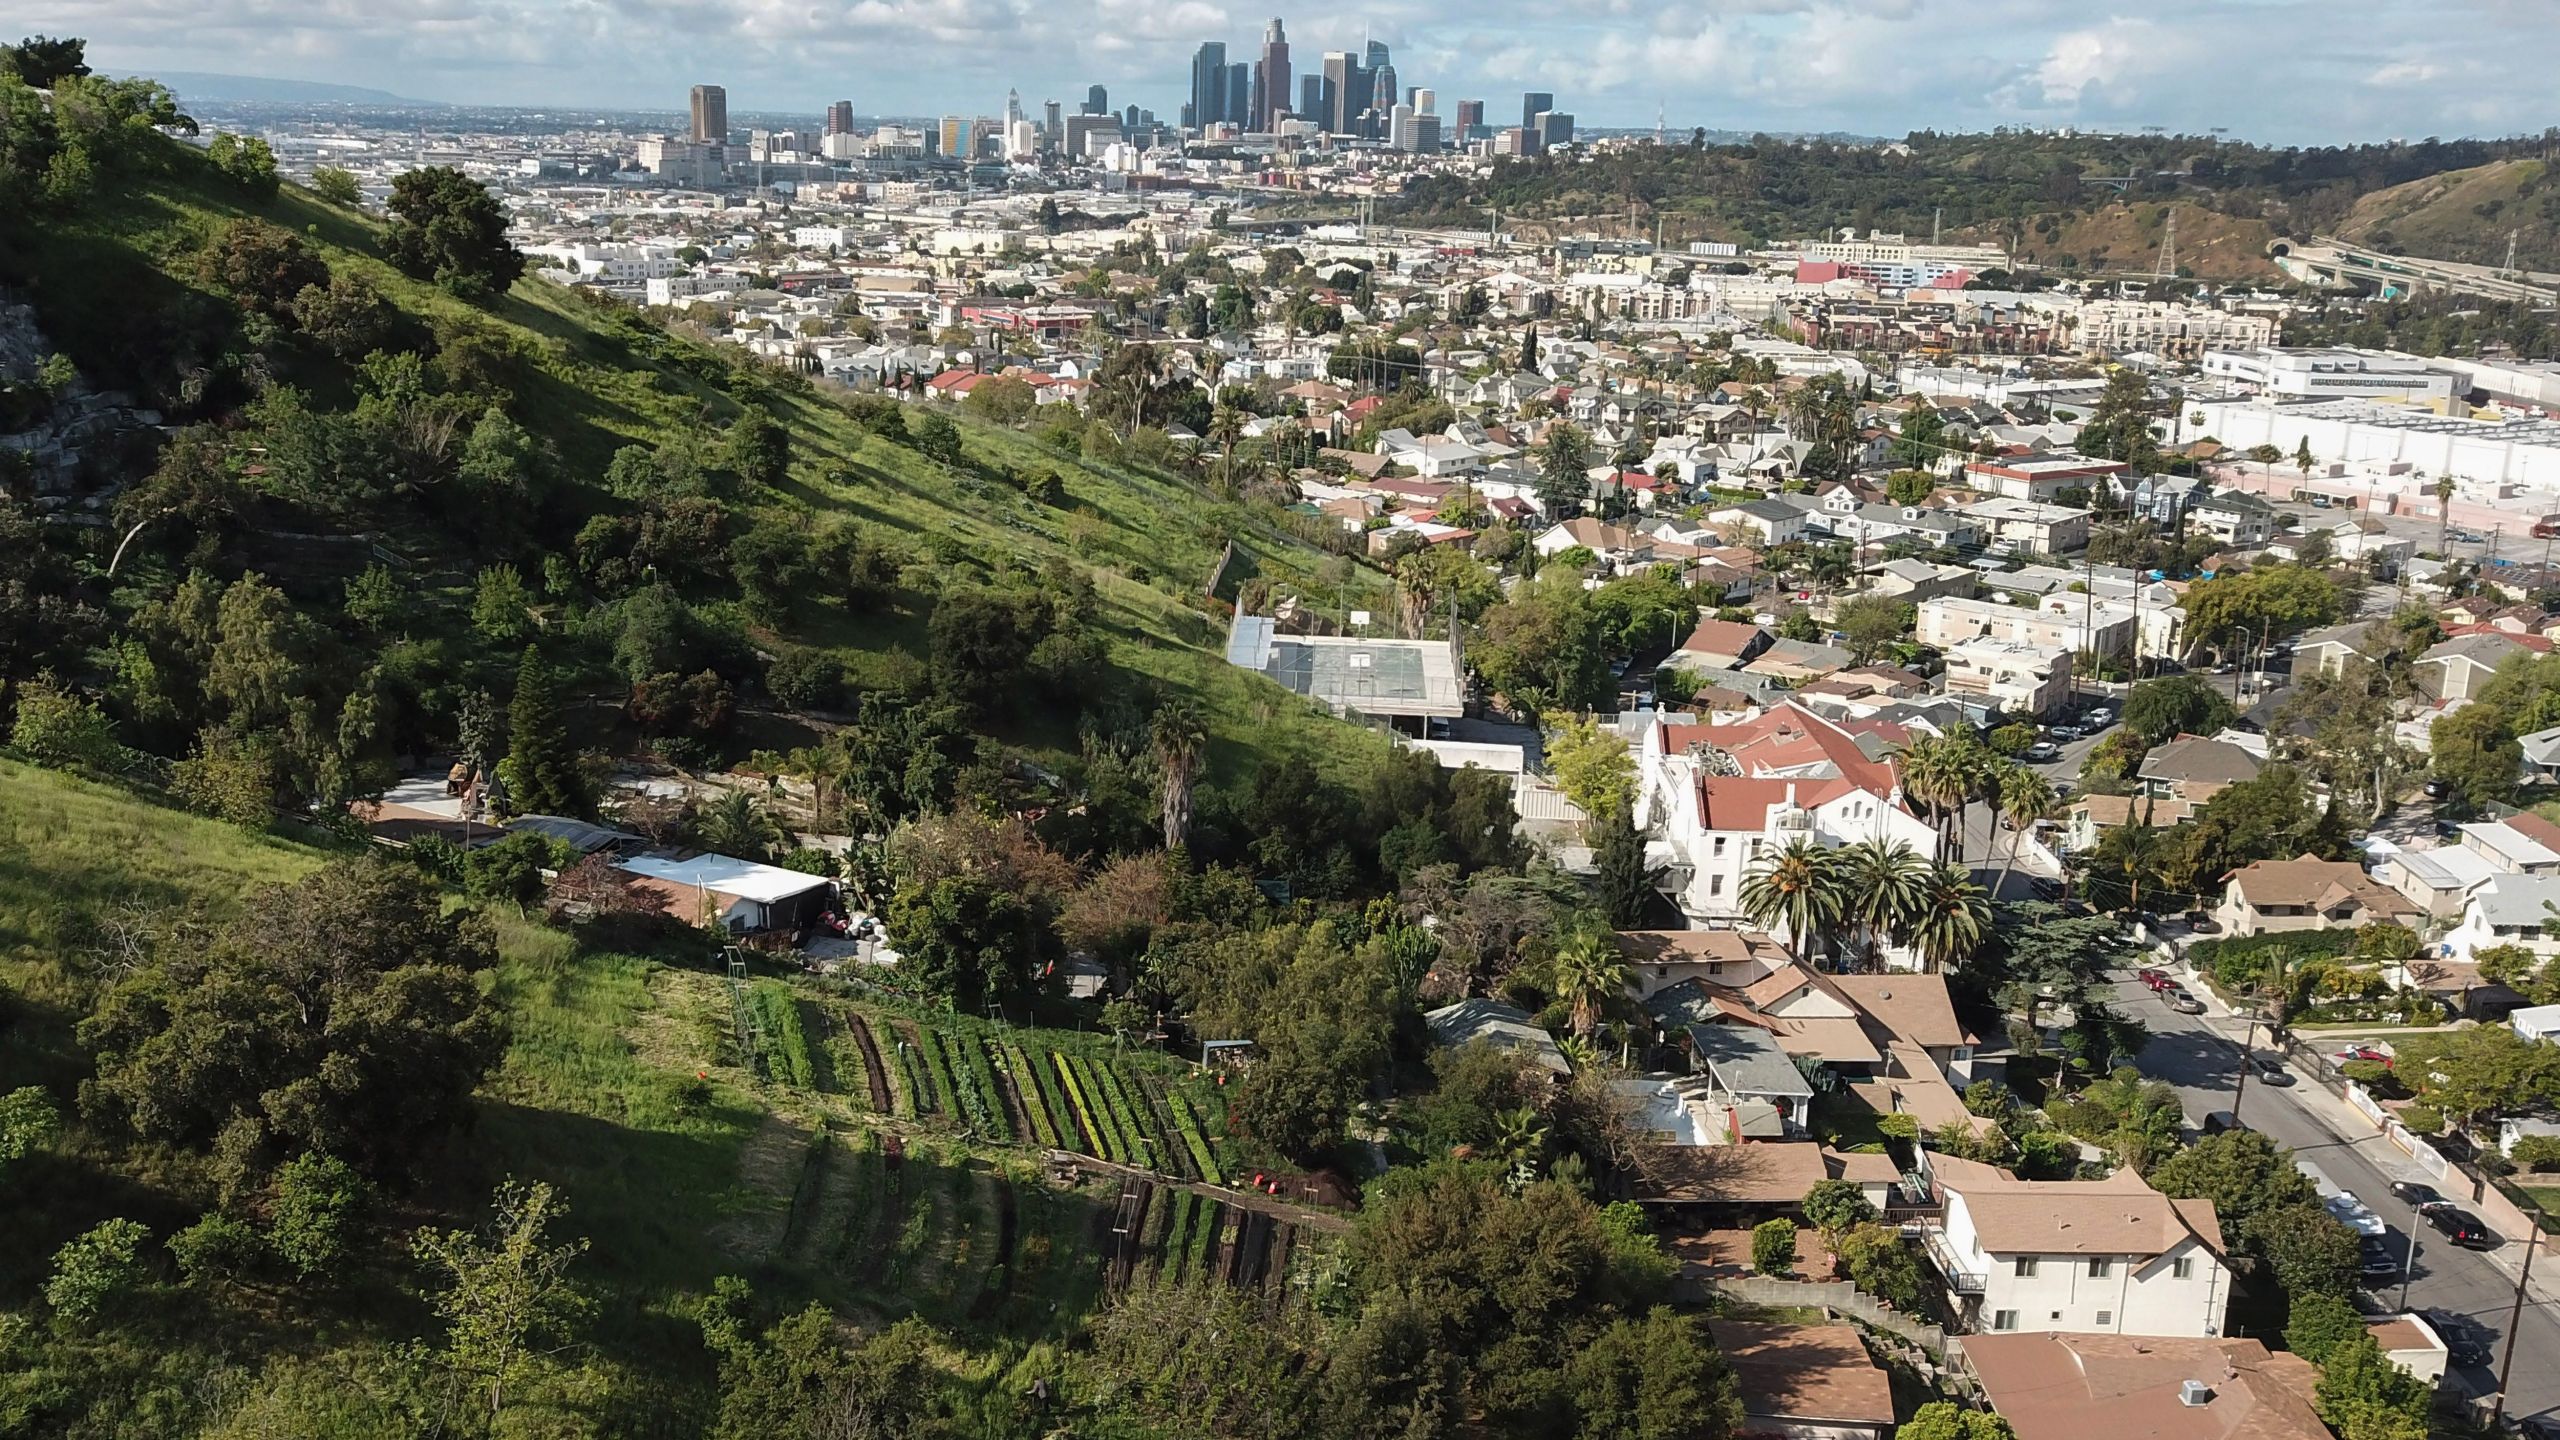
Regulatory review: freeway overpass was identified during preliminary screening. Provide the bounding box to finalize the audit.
[2276,235,2560,305]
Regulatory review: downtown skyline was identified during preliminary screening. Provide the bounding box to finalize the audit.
[31,0,2560,146]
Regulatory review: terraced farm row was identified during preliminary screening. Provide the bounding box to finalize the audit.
[749,987,1236,1185]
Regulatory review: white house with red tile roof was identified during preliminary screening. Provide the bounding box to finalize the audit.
[1632,704,1939,952]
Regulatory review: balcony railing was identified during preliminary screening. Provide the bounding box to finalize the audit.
[1915,1222,1986,1295]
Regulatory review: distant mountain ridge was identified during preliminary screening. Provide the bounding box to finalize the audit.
[140,71,440,106]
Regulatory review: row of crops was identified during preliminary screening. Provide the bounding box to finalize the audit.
[750,988,1234,1187]
[1101,1177,1315,1298]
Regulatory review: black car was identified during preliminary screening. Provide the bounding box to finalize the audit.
[2389,1180,2450,1210]
[2357,1239,2399,1279]
[2425,1206,2499,1249]
[2419,1309,2494,1369]
[2250,1055,2295,1085]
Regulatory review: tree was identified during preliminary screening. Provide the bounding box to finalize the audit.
[1564,1307,1743,1440]
[1885,469,1936,506]
[1836,1223,1931,1311]
[2431,699,2522,807]
[889,875,1042,1010]
[0,1086,60,1185]
[2149,1129,2315,1234]
[1591,801,1662,928]
[2242,1202,2362,1300]
[911,409,965,464]
[1751,1217,1797,1275]
[1803,1178,1879,1237]
[1740,837,1843,963]
[2078,369,2162,471]
[2122,675,2238,745]
[310,165,360,206]
[1152,701,1207,851]
[78,857,504,1180]
[1546,714,1634,824]
[266,1151,368,1280]
[198,218,327,317]
[10,673,122,771]
[2392,1023,2560,1131]
[471,564,535,645]
[697,1281,945,1440]
[44,1218,150,1323]
[1,34,90,88]
[1833,595,1913,664]
[1539,422,1593,519]
[2314,1333,2432,1440]
[2285,1291,2366,1365]
[1897,1402,2016,1440]
[383,166,525,298]
[504,645,585,816]
[205,130,277,197]
[1551,929,1633,1041]
[413,1178,592,1423]
[1993,764,2056,891]
[1905,864,1992,973]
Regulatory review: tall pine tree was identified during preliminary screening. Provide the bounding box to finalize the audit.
[1592,802,1662,928]
[504,646,584,817]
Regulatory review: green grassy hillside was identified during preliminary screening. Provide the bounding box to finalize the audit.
[3,143,1387,788]
[2335,158,2560,272]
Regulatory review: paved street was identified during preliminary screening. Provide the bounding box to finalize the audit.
[2113,969,2560,1420]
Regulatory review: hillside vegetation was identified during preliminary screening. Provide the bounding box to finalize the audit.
[2335,157,2560,271]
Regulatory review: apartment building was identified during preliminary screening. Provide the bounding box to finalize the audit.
[1963,454,2129,504]
[1940,638,2072,718]
[2076,300,2277,360]
[1914,595,2134,657]
[1960,496,2091,554]
[1921,1155,2231,1338]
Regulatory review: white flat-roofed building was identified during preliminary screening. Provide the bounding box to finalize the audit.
[2201,347,2454,404]
[1940,637,2072,718]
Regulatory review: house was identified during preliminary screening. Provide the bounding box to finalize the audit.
[1669,618,1776,673]
[2128,473,2206,526]
[2525,725,2560,785]
[2369,836,2506,924]
[616,852,839,935]
[2215,854,2424,937]
[1827,973,1997,1087]
[2417,631,2545,703]
[1707,1323,1896,1440]
[1963,1334,2330,1440]
[2188,488,2278,548]
[1964,454,2129,503]
[2136,735,2262,804]
[1744,638,1857,686]
[1532,516,1658,573]
[2439,873,2560,961]
[1616,929,1788,999]
[2067,793,2197,854]
[1686,1023,1814,1138]
[1708,498,1810,546]
[1919,1154,2231,1337]
[1941,637,2072,718]
[2295,620,2386,679]
[1633,1138,1832,1212]
[1961,496,2092,555]
[1423,999,1572,1075]
[1915,595,2134,658]
[1865,557,1979,602]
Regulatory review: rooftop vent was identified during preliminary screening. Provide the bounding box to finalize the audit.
[2179,1381,2214,1408]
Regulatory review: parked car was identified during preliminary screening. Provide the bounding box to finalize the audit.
[2419,1309,2494,1369]
[2025,742,2062,763]
[2358,1237,2399,1280]
[2136,967,2170,989]
[2423,778,2452,800]
[2167,990,2207,1015]
[2425,1206,2498,1249]
[2048,724,2086,741]
[2389,1180,2451,1211]
[2251,1055,2294,1085]
[2085,707,2117,728]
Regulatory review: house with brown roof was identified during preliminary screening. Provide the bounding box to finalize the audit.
[1922,1154,2231,1337]
[2215,854,2425,938]
[1670,617,1776,672]
[1963,1334,2329,1440]
[1708,1322,1896,1440]
[2136,735,2261,804]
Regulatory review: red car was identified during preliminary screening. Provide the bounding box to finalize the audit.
[2136,968,2172,991]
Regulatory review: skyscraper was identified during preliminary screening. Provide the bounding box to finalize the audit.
[1370,62,1398,125]
[1414,88,1435,116]
[1455,99,1484,137]
[1365,39,1390,70]
[1258,18,1291,130]
[1043,99,1063,139]
[1321,52,1357,133]
[1300,74,1326,124]
[1006,88,1024,125]
[1521,92,1552,131]
[1225,63,1249,131]
[825,99,853,135]
[1190,42,1227,128]
[1248,67,1267,131]
[1085,84,1108,115]
[689,84,728,144]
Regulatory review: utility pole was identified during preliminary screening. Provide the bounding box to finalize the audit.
[2491,1225,2541,1425]
[2228,1016,2256,1125]
[2396,1229,2419,1312]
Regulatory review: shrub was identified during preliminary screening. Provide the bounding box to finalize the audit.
[2397,1103,2443,1135]
[10,675,124,772]
[169,1213,264,1286]
[46,1218,152,1321]
[2513,1135,2560,1173]
[267,1152,367,1280]
[1751,1217,1797,1276]
[1803,1178,1878,1236]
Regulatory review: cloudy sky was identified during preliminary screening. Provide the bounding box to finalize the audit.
[30,0,2560,144]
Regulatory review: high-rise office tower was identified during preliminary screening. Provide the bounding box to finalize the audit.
[1539,111,1574,146]
[1190,42,1227,127]
[1005,88,1023,125]
[1521,91,1552,130]
[1248,66,1267,130]
[825,100,853,135]
[1414,88,1435,116]
[1085,84,1108,115]
[1365,39,1389,70]
[1455,99,1484,136]
[1300,74,1326,124]
[939,115,972,158]
[1371,63,1397,122]
[1225,63,1249,130]
[1123,104,1141,132]
[1258,18,1291,130]
[689,84,728,144]
[1043,99,1063,138]
[1321,52,1357,132]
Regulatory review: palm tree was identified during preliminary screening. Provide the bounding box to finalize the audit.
[1993,763,2058,892]
[2434,475,2456,558]
[694,789,784,861]
[1893,735,1975,859]
[1739,837,1845,965]
[1208,403,1245,491]
[1491,1105,1551,1182]
[1905,864,1993,974]
[1552,929,1634,1040]
[1836,839,1930,971]
[2106,821,2169,916]
[1150,703,1208,852]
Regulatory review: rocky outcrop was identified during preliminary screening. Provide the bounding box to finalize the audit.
[0,291,164,505]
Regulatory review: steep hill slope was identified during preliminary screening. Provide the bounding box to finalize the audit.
[2334,158,2560,271]
[1,143,1386,793]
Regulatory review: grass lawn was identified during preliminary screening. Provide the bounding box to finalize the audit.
[1811,1089,1891,1153]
